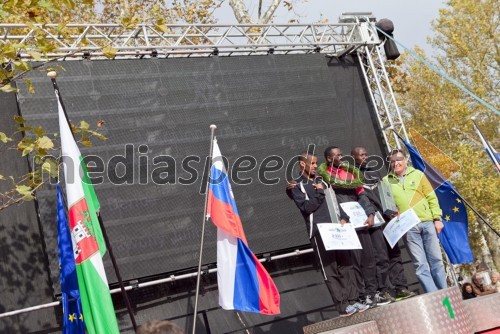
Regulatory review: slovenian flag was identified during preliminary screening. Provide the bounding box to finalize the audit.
[207,138,280,315]
[56,89,120,333]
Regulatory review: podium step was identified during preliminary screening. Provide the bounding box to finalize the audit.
[463,292,500,333]
[319,321,379,334]
[303,287,496,334]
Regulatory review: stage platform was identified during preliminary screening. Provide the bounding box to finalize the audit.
[303,287,500,334]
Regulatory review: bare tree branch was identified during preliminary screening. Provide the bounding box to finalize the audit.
[120,0,131,18]
[260,0,282,23]
[229,0,282,24]
[229,0,254,24]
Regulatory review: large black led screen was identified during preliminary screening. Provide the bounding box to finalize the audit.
[17,54,384,288]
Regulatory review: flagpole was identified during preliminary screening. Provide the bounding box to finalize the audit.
[443,250,459,287]
[97,214,138,331]
[390,129,500,238]
[192,124,217,334]
[47,71,138,332]
[471,118,500,175]
[454,193,500,238]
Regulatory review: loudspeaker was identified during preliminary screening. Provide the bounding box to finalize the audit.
[384,37,400,60]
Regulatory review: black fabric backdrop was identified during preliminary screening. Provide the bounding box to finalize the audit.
[13,54,386,289]
[0,88,59,332]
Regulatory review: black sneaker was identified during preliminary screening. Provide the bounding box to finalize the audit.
[339,304,357,317]
[375,291,391,306]
[364,295,377,308]
[396,289,417,301]
[382,291,396,303]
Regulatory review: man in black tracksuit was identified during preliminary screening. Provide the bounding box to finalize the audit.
[286,152,367,317]
[318,146,391,307]
[351,146,416,301]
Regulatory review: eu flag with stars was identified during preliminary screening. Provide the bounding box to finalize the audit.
[401,140,474,264]
[57,185,85,333]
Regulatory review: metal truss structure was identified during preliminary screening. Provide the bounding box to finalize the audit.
[0,23,376,58]
[0,15,408,149]
[356,44,409,150]
[338,14,409,150]
[358,46,408,150]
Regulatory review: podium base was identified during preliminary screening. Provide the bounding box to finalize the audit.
[303,287,500,334]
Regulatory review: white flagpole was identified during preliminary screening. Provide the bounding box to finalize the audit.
[471,117,500,175]
[192,124,217,334]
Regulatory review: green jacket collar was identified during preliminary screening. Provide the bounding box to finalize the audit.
[387,165,416,180]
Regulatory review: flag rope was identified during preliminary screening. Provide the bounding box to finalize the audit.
[376,28,499,116]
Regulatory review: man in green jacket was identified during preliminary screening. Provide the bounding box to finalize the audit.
[383,149,447,293]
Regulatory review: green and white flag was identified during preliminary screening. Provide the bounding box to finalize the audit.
[56,90,120,334]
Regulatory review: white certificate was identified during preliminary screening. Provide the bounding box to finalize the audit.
[383,208,421,249]
[340,201,368,229]
[317,223,362,251]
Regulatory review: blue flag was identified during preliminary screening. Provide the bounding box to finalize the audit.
[57,185,85,333]
[401,140,474,264]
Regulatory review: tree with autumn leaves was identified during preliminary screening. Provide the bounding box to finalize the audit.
[390,0,499,271]
[0,0,224,210]
[0,0,295,93]
[0,0,223,93]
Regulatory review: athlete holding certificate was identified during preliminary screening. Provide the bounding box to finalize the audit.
[384,149,447,293]
[286,151,368,317]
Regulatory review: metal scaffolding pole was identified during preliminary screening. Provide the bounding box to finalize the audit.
[0,248,313,319]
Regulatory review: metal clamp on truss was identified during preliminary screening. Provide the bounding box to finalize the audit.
[331,12,381,58]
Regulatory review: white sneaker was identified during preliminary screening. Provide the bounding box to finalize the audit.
[339,304,358,317]
[352,302,370,313]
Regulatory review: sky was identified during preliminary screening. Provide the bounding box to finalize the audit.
[215,0,448,54]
